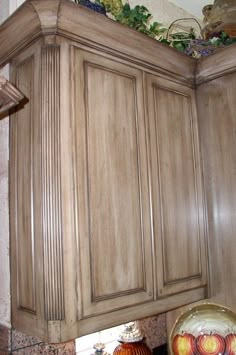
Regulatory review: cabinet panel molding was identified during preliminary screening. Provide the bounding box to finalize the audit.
[72,48,154,318]
[14,57,36,314]
[146,75,207,297]
[41,45,65,321]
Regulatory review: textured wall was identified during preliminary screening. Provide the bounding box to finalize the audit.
[0,0,25,328]
[0,0,11,328]
[0,63,10,327]
[129,0,201,28]
[0,111,10,328]
[0,0,9,23]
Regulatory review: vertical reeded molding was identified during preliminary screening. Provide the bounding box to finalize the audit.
[41,45,65,320]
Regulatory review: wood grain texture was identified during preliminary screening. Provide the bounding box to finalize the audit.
[15,57,36,313]
[73,287,206,338]
[197,73,236,307]
[167,61,236,344]
[0,76,24,114]
[72,48,154,318]
[41,45,65,321]
[196,44,236,84]
[6,0,211,343]
[146,75,207,297]
[10,43,47,341]
[0,2,41,68]
[0,0,196,85]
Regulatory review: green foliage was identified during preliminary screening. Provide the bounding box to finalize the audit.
[209,31,236,47]
[75,0,236,57]
[167,28,196,52]
[165,30,236,57]
[99,1,166,39]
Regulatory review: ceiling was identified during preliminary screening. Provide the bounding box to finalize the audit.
[168,0,214,19]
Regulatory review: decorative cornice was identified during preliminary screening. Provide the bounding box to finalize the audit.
[196,44,236,85]
[1,0,234,87]
[0,0,196,85]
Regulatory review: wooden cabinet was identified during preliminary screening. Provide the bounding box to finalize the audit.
[72,49,154,318]
[166,44,236,339]
[196,53,236,307]
[0,0,208,343]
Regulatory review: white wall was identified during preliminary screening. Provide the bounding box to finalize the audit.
[169,0,211,19]
[0,83,10,327]
[129,0,201,28]
[0,0,10,327]
[0,0,25,328]
[0,0,196,329]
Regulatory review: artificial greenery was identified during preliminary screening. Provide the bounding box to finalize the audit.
[209,30,236,47]
[165,28,196,52]
[108,3,166,39]
[76,0,166,40]
[75,0,236,58]
[167,30,236,58]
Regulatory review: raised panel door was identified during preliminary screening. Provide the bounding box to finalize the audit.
[72,49,154,318]
[146,74,207,297]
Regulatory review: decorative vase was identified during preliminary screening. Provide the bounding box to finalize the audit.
[113,341,152,355]
[202,0,236,38]
[113,322,152,355]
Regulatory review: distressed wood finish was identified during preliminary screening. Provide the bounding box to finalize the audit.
[197,73,236,306]
[166,44,236,343]
[15,57,35,313]
[0,0,196,86]
[146,75,207,297]
[41,45,65,321]
[72,49,153,318]
[196,44,236,84]
[10,44,47,340]
[3,0,209,343]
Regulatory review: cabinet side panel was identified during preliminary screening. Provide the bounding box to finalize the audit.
[197,73,236,305]
[15,58,36,312]
[10,43,47,341]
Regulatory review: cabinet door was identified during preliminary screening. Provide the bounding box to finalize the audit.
[146,74,207,297]
[72,48,154,318]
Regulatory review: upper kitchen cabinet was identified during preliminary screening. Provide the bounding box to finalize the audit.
[146,75,208,297]
[0,0,208,343]
[72,49,154,318]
